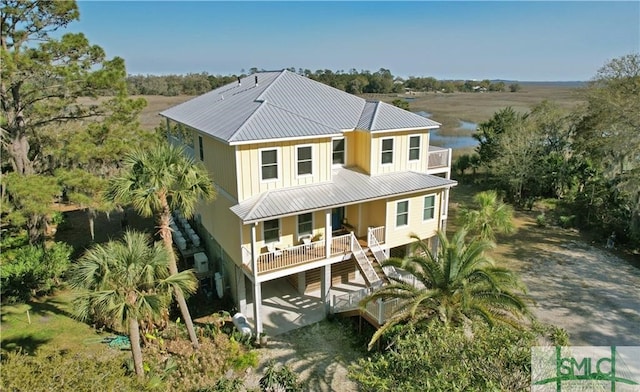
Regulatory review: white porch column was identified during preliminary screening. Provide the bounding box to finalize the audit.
[236,266,247,314]
[358,204,363,237]
[325,209,332,259]
[250,223,258,279]
[297,272,306,294]
[252,281,263,335]
[320,264,331,314]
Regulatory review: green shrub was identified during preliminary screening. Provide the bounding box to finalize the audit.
[195,377,245,392]
[349,322,543,392]
[0,348,150,391]
[536,213,547,227]
[559,215,575,229]
[0,242,72,303]
[259,361,303,392]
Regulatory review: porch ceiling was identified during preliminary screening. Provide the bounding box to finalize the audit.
[230,167,457,223]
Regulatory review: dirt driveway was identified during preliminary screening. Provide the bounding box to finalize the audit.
[513,234,640,346]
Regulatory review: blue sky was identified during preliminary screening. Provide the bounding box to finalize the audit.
[71,1,639,81]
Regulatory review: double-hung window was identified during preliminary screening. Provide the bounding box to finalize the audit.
[381,138,394,164]
[297,213,313,236]
[423,195,436,221]
[332,138,345,165]
[260,149,278,181]
[263,219,279,243]
[297,146,312,176]
[409,135,420,161]
[396,200,409,227]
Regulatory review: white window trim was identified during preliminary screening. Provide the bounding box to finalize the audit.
[259,147,280,182]
[296,212,314,240]
[395,199,410,229]
[295,144,313,178]
[408,134,421,162]
[381,137,394,165]
[263,218,280,244]
[332,137,346,167]
[422,194,437,222]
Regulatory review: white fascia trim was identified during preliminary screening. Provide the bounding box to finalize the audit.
[370,125,440,134]
[229,133,343,146]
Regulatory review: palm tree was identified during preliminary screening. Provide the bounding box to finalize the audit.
[107,143,215,348]
[68,230,198,378]
[361,230,530,350]
[458,190,515,242]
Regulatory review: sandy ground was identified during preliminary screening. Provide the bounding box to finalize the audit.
[516,239,640,346]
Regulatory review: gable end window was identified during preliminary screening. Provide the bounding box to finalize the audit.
[297,146,312,176]
[260,149,278,180]
[332,138,345,165]
[423,195,436,221]
[198,136,204,161]
[396,200,409,227]
[381,138,394,164]
[409,135,420,161]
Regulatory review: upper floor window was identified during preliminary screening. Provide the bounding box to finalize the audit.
[423,195,436,221]
[260,149,278,181]
[198,136,204,161]
[381,138,394,164]
[297,146,312,176]
[297,213,313,236]
[396,200,409,227]
[263,219,280,243]
[332,138,345,165]
[409,135,420,161]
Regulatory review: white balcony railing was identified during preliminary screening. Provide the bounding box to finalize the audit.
[255,233,352,274]
[428,146,449,169]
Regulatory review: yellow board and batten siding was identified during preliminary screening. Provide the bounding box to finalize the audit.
[235,138,332,202]
[370,130,431,176]
[384,191,442,249]
[190,128,239,199]
[197,194,242,264]
[346,130,372,174]
[241,211,327,255]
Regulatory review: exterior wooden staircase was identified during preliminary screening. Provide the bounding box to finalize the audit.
[350,234,381,285]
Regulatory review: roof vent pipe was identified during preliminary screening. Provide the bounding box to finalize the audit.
[255,75,258,87]
[237,76,241,86]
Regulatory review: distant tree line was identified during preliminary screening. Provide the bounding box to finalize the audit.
[125,68,518,96]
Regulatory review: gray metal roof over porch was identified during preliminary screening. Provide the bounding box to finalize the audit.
[230,167,457,223]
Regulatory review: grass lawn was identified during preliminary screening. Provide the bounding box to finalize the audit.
[0,289,116,356]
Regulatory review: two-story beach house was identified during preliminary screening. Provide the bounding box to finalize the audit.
[160,70,456,334]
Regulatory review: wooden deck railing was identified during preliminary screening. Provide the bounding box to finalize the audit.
[255,234,352,274]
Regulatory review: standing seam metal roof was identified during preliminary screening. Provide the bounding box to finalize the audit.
[230,167,457,223]
[160,70,440,143]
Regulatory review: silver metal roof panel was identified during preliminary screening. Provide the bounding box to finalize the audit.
[160,70,441,143]
[230,167,457,223]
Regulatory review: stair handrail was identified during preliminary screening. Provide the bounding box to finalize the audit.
[367,227,397,278]
[350,232,380,285]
